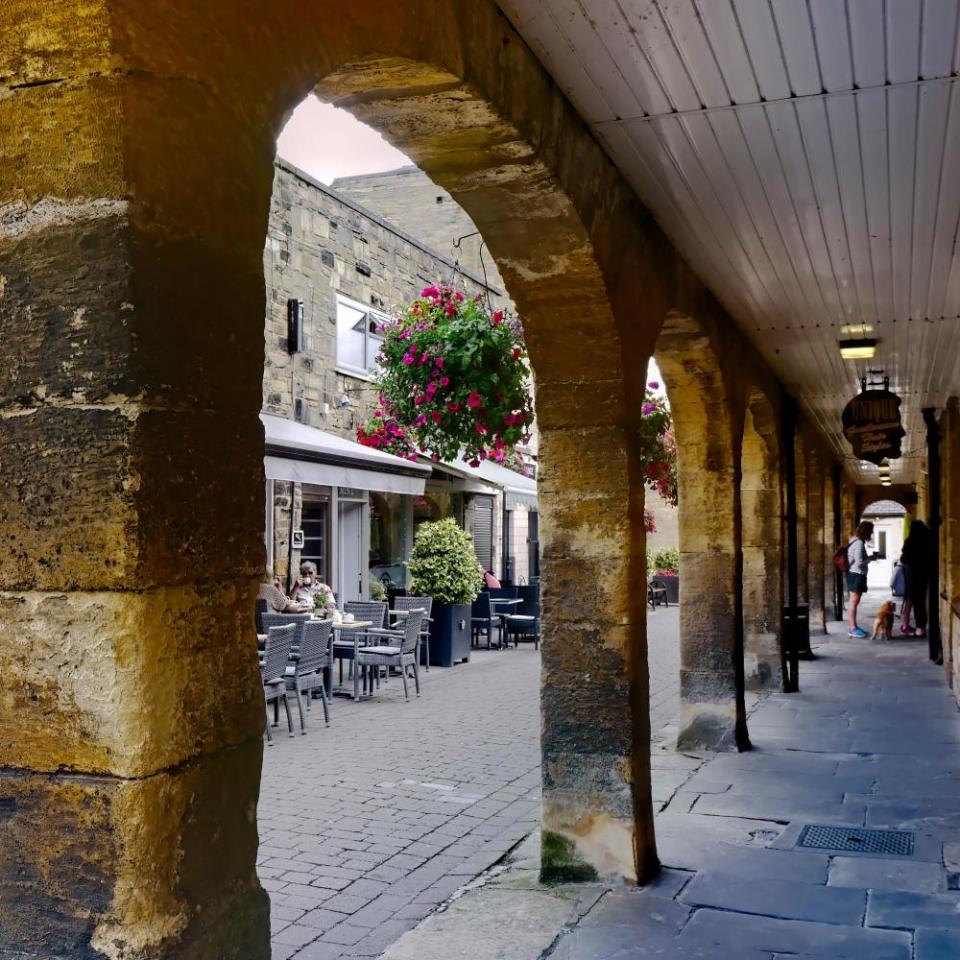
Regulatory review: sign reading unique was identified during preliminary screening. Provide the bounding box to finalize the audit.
[841,388,905,463]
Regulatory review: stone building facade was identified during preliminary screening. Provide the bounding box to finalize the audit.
[262,159,538,596]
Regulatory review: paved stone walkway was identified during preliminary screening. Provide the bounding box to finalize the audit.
[260,609,681,959]
[383,596,960,960]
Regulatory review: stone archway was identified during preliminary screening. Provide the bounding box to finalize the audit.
[740,390,784,690]
[2,2,746,954]
[655,311,748,752]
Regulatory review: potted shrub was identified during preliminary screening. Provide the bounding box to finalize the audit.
[649,546,680,604]
[407,518,484,666]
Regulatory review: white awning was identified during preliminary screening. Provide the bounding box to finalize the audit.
[262,413,429,497]
[433,457,538,509]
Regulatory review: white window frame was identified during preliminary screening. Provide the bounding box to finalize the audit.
[335,294,388,378]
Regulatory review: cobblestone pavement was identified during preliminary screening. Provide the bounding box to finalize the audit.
[260,612,682,960]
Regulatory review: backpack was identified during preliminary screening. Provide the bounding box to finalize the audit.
[832,543,850,574]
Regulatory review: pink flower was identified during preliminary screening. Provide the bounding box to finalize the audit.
[415,414,428,426]
[648,381,659,389]
[642,403,656,415]
[420,350,430,365]
[431,411,442,424]
[492,310,504,325]
[439,376,450,387]
[414,395,426,406]
[454,291,464,301]
[402,353,415,366]
[475,423,488,435]
[512,347,522,360]
[469,458,480,468]
[446,402,461,412]
[444,302,457,317]
[426,382,438,396]
[421,286,439,298]
[434,356,444,369]
[467,392,482,409]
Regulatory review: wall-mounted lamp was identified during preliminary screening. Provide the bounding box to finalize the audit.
[338,394,352,409]
[839,337,878,360]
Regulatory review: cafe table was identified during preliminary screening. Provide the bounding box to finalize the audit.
[330,620,373,701]
[490,598,523,648]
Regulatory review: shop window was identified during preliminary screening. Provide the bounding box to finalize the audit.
[336,294,386,376]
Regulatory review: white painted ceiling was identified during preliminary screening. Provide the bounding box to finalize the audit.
[498,0,960,484]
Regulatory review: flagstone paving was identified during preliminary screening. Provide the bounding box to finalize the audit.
[383,597,960,960]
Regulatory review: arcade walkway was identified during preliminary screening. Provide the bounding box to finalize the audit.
[385,600,960,960]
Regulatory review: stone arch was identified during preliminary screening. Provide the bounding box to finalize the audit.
[1,2,729,953]
[655,311,748,751]
[740,389,784,690]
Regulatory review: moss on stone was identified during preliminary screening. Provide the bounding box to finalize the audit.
[539,831,599,884]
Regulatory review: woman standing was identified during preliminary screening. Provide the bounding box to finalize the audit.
[847,521,879,638]
[898,520,930,637]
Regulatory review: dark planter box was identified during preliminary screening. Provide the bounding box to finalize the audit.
[658,576,680,604]
[425,602,471,667]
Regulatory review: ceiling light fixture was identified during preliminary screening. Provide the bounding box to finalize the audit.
[839,337,878,360]
[881,478,892,487]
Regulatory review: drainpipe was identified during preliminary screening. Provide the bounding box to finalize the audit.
[782,399,800,693]
[923,408,942,664]
[832,464,844,621]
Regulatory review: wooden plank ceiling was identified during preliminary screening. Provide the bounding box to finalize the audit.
[498,0,960,484]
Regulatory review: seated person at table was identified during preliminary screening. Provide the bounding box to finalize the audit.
[258,573,312,614]
[483,568,501,589]
[292,561,337,617]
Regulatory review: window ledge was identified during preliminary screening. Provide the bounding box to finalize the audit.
[335,367,377,383]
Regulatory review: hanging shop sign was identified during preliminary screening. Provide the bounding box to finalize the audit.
[841,385,905,464]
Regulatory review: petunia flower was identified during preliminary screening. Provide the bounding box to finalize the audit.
[466,392,482,409]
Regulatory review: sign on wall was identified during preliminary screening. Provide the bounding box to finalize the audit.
[841,387,905,464]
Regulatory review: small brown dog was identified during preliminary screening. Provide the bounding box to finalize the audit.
[871,601,895,642]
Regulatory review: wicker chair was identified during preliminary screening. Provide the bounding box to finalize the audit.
[392,595,434,668]
[503,584,540,650]
[285,618,334,731]
[261,623,297,743]
[356,611,424,700]
[471,591,501,649]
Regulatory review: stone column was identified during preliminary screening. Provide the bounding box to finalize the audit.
[942,399,960,694]
[741,405,783,690]
[536,369,657,885]
[795,438,810,606]
[806,453,828,635]
[0,25,271,958]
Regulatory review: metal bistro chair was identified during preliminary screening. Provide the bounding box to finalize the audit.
[393,596,433,669]
[648,578,669,609]
[260,612,309,722]
[503,584,540,650]
[356,610,425,700]
[471,591,501,649]
[334,601,388,690]
[285,618,334,732]
[261,623,297,743]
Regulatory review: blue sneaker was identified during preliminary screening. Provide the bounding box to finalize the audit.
[848,627,868,638]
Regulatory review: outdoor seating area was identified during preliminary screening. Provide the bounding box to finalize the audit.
[257,579,541,743]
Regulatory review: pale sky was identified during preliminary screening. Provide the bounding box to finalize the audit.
[276,98,412,184]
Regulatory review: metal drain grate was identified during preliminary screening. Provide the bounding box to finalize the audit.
[798,825,915,856]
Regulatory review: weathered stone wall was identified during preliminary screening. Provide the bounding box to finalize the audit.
[332,165,512,303]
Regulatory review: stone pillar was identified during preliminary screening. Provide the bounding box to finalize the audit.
[0,24,271,958]
[806,452,828,635]
[537,372,657,885]
[942,399,960,694]
[795,438,810,606]
[741,401,783,690]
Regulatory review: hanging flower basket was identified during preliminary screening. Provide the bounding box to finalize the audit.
[358,285,534,466]
[639,382,678,506]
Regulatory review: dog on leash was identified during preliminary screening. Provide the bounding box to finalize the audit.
[871,601,895,642]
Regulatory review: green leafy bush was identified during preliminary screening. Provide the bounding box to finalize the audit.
[649,547,680,576]
[407,518,484,605]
